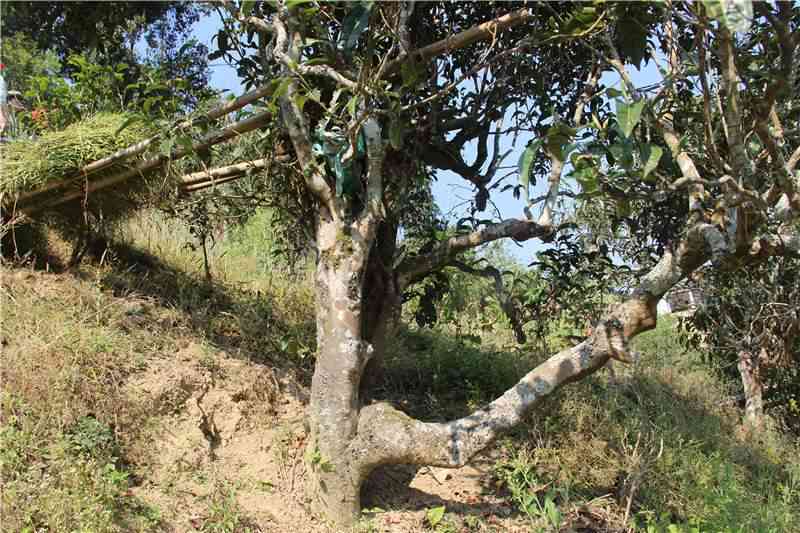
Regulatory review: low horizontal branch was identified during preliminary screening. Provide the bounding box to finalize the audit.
[356,221,714,471]
[397,218,552,290]
[179,158,270,187]
[181,173,246,193]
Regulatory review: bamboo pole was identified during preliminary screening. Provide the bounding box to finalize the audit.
[21,111,273,215]
[182,173,248,193]
[15,83,275,203]
[179,158,270,187]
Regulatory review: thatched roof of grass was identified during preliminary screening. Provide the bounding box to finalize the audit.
[1,112,159,197]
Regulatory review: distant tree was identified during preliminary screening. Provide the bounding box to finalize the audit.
[687,259,800,428]
[0,2,213,112]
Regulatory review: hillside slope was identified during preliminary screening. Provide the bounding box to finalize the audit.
[2,227,799,532]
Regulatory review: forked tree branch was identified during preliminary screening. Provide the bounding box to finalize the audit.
[718,28,752,179]
[356,222,717,470]
[396,218,553,290]
[272,14,335,210]
[382,8,533,78]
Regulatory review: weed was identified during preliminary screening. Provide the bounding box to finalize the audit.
[67,415,118,459]
[425,505,446,528]
[201,483,257,533]
[493,450,564,531]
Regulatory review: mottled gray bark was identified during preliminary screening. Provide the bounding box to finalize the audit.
[307,214,375,521]
[738,349,765,424]
[303,217,715,526]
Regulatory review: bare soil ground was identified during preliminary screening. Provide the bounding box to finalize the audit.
[122,337,534,532]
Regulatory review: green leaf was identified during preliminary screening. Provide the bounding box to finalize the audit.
[293,90,314,111]
[159,138,175,156]
[217,30,229,52]
[561,6,600,36]
[616,99,645,138]
[400,58,424,88]
[176,135,194,153]
[143,96,159,115]
[389,118,404,150]
[426,506,446,527]
[271,77,292,103]
[518,139,542,203]
[609,141,634,170]
[302,57,330,66]
[616,16,650,69]
[641,144,663,179]
[240,0,255,17]
[114,116,141,137]
[545,122,577,161]
[339,2,373,54]
[703,0,753,33]
[346,95,358,118]
[570,153,600,192]
[286,0,314,8]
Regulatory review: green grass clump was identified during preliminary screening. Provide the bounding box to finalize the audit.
[488,318,800,532]
[0,269,165,531]
[1,112,158,196]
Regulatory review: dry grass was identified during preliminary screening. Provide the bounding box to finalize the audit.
[0,112,157,196]
[2,212,799,533]
[0,268,167,531]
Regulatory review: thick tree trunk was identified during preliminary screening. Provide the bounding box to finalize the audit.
[737,349,764,424]
[302,216,713,528]
[306,214,376,523]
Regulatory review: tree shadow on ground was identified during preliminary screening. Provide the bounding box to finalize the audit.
[369,326,796,530]
[82,240,316,387]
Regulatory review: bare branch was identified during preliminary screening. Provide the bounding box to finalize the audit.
[182,173,248,193]
[179,158,271,187]
[718,28,753,179]
[397,219,552,290]
[272,15,335,208]
[788,145,800,174]
[754,121,800,212]
[359,117,387,230]
[382,8,533,78]
[537,146,565,227]
[357,221,718,470]
[602,33,636,96]
[659,112,707,223]
[398,1,415,54]
[572,58,601,125]
[696,12,726,173]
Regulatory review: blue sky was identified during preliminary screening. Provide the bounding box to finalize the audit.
[192,13,662,264]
